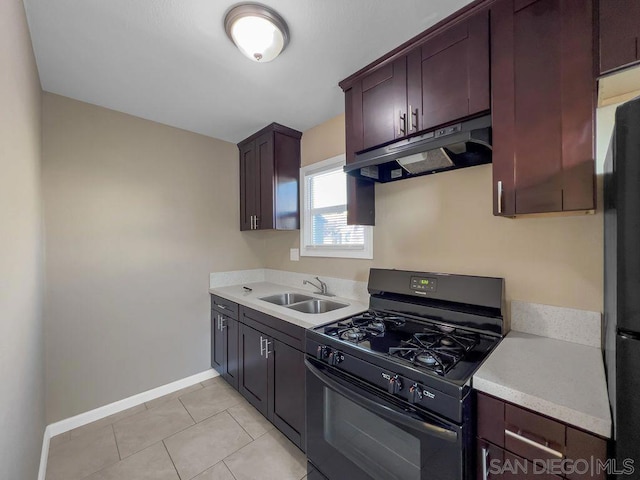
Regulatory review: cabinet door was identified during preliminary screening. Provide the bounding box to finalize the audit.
[239,140,259,230]
[491,0,594,215]
[268,339,306,451]
[417,9,490,131]
[211,311,225,373]
[345,87,376,226]
[224,316,239,390]
[256,132,274,230]
[477,440,504,480]
[599,0,640,74]
[355,57,408,151]
[238,323,269,415]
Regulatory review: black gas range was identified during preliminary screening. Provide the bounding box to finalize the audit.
[305,268,505,480]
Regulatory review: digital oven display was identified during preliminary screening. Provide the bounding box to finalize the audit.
[410,276,437,292]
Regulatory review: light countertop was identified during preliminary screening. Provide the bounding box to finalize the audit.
[209,281,368,329]
[473,331,612,438]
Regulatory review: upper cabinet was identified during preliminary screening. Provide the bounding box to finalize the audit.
[340,8,490,225]
[599,0,640,75]
[339,0,597,221]
[491,0,595,215]
[416,10,490,131]
[238,123,301,231]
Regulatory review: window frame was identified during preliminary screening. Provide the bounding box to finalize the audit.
[299,154,373,259]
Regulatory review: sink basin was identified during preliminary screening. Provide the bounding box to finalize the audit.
[287,299,349,314]
[260,293,314,306]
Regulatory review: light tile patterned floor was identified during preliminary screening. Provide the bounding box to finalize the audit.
[46,377,308,480]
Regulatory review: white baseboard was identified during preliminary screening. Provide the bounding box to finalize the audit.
[37,425,51,480]
[38,368,219,480]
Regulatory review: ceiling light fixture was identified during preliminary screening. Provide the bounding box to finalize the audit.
[224,3,290,63]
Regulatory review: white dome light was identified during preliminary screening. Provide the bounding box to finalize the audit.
[224,4,290,63]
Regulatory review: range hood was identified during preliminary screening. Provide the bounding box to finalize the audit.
[344,114,492,183]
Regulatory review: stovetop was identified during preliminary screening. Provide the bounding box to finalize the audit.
[315,309,499,383]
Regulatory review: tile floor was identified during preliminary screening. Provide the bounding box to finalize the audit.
[46,377,308,480]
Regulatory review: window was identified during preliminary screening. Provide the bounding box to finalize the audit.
[300,154,373,259]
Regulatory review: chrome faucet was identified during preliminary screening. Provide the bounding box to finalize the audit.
[303,277,334,296]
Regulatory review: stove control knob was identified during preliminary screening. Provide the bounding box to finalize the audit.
[316,345,331,361]
[329,351,344,366]
[409,383,423,404]
[387,375,402,395]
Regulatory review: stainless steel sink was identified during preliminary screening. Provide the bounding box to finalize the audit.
[286,299,349,314]
[260,293,314,306]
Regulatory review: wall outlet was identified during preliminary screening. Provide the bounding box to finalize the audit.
[290,248,300,261]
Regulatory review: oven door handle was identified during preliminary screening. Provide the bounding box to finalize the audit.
[305,359,458,442]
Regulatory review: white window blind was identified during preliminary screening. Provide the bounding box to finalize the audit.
[300,155,372,259]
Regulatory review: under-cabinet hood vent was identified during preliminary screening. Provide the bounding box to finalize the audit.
[344,115,492,183]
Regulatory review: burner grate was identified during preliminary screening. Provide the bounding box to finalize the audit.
[388,326,479,375]
[324,310,406,344]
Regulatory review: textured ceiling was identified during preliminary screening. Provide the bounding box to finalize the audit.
[24,0,473,143]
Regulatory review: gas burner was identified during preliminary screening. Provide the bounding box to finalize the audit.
[388,328,479,375]
[341,328,366,342]
[416,353,437,366]
[438,324,456,333]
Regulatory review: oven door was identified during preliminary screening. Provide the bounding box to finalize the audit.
[305,358,469,480]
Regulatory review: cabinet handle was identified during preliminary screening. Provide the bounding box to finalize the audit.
[482,446,489,480]
[215,303,227,311]
[250,215,254,230]
[254,216,259,229]
[259,336,265,357]
[216,315,220,330]
[220,318,226,330]
[408,105,418,132]
[505,429,564,458]
[398,111,407,136]
[408,105,413,132]
[497,181,503,214]
[265,340,272,359]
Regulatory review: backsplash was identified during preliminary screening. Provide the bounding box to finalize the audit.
[209,269,370,304]
[511,301,602,348]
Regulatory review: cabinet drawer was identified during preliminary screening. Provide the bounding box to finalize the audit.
[505,404,565,462]
[239,306,305,351]
[210,294,239,320]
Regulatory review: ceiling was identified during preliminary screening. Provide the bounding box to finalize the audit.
[24,0,473,143]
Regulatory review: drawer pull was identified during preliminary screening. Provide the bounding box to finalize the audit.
[215,303,227,310]
[505,429,564,458]
[482,446,489,480]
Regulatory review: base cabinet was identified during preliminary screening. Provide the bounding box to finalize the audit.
[211,295,239,390]
[211,294,306,452]
[238,322,270,413]
[476,392,607,479]
[238,307,306,451]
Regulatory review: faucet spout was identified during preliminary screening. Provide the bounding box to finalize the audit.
[303,277,334,296]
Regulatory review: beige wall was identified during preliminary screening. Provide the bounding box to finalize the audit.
[264,113,604,313]
[42,94,264,422]
[0,0,45,478]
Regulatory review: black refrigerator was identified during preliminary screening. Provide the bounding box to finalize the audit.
[604,95,640,476]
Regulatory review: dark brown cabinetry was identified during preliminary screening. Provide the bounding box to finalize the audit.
[210,295,307,451]
[238,306,306,451]
[476,392,607,479]
[238,322,270,412]
[340,7,491,225]
[491,0,595,215]
[211,295,239,389]
[599,0,640,75]
[416,9,490,131]
[238,123,301,231]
